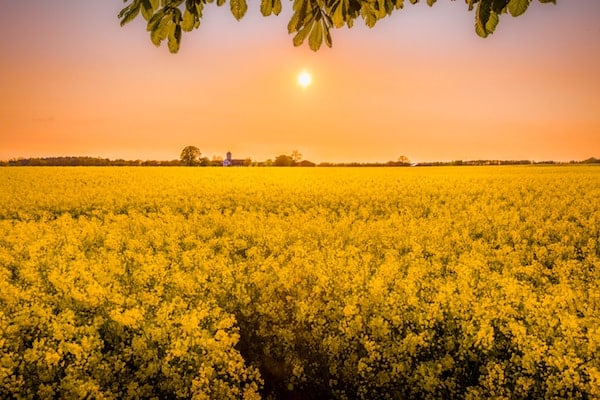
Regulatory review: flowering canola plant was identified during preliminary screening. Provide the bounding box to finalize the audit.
[0,166,599,399]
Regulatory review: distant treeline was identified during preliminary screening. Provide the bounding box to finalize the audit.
[1,156,599,167]
[0,157,182,167]
[412,158,600,166]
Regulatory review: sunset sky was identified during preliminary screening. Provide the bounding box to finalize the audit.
[1,1,599,163]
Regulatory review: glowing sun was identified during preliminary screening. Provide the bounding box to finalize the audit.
[297,71,312,88]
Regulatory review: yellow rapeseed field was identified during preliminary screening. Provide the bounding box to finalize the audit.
[1,166,599,399]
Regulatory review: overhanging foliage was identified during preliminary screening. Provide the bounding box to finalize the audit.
[119,0,556,53]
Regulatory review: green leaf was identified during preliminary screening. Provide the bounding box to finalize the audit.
[289,0,311,33]
[486,10,499,33]
[293,20,313,46]
[376,0,387,18]
[230,0,248,20]
[332,0,346,28]
[324,24,332,47]
[185,0,195,12]
[475,24,486,38]
[491,0,508,13]
[302,0,315,25]
[361,4,378,28]
[148,10,171,45]
[308,20,323,51]
[181,9,198,31]
[475,0,491,37]
[150,25,166,46]
[507,0,530,17]
[193,1,204,18]
[150,15,170,46]
[260,0,273,16]
[168,23,182,53]
[171,7,182,23]
[261,0,282,15]
[288,14,300,33]
[119,1,142,26]
[348,0,362,15]
[147,10,164,31]
[141,0,154,21]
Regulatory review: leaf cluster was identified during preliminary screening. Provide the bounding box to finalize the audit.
[119,0,556,52]
[470,0,556,38]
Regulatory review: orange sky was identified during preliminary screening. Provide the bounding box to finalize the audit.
[0,1,599,163]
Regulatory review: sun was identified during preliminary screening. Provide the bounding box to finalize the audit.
[297,71,312,88]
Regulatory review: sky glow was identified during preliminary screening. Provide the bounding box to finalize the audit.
[0,1,599,163]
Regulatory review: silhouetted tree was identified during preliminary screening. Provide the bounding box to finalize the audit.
[199,157,211,166]
[291,150,302,163]
[180,146,201,166]
[274,154,295,166]
[398,155,410,165]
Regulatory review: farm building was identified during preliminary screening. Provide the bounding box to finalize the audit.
[222,152,245,167]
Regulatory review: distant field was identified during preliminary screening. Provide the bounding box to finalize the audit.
[1,166,599,399]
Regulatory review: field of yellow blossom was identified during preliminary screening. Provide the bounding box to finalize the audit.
[1,166,599,399]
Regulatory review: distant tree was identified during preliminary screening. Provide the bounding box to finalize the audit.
[119,0,556,53]
[198,157,211,166]
[291,150,302,163]
[180,145,201,166]
[209,155,224,166]
[398,155,411,165]
[274,154,295,166]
